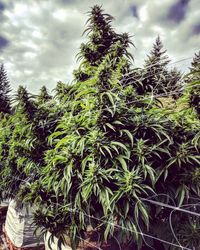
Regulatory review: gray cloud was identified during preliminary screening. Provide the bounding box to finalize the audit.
[130,4,138,19]
[166,0,190,23]
[0,1,5,12]
[192,23,200,35]
[0,35,9,50]
[0,0,199,94]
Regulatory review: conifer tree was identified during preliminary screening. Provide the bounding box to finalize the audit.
[0,64,11,114]
[190,51,200,78]
[143,36,169,93]
[189,51,200,117]
[140,36,182,96]
[167,67,182,99]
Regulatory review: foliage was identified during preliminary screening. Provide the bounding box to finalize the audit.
[37,85,52,104]
[22,6,152,249]
[0,64,11,114]
[188,51,200,118]
[189,51,200,81]
[0,86,37,199]
[0,5,200,250]
[54,81,74,104]
[0,85,62,200]
[136,36,182,96]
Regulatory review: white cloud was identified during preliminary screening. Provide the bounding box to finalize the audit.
[0,0,199,94]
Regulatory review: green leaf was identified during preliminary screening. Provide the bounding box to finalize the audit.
[102,145,113,158]
[121,129,134,147]
[111,141,128,152]
[116,155,128,171]
[138,202,149,229]
[105,123,116,131]
[55,136,70,149]
[176,185,186,207]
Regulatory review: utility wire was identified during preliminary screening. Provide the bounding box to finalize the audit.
[3,176,197,249]
[169,203,200,250]
[119,61,197,89]
[143,199,200,217]
[45,205,192,250]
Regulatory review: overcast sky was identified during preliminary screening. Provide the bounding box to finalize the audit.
[0,0,199,94]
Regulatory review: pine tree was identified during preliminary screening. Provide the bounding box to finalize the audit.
[140,36,182,96]
[190,51,200,81]
[167,67,182,99]
[143,36,169,93]
[189,51,200,117]
[0,64,11,114]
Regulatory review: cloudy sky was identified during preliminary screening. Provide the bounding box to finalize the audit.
[0,0,199,94]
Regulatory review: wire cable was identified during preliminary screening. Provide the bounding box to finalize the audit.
[3,177,197,250]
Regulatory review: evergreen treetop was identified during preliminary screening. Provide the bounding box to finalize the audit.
[140,36,182,96]
[0,64,11,114]
[145,35,170,69]
[189,51,200,81]
[191,51,200,71]
[189,51,200,117]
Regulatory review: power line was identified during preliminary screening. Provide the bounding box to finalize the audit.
[118,57,199,92]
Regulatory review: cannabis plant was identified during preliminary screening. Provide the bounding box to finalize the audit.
[0,6,197,250]
[143,84,200,249]
[16,85,63,202]
[37,85,52,105]
[0,85,61,201]
[0,86,37,198]
[29,6,155,249]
